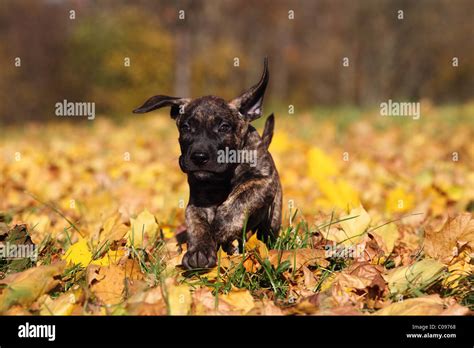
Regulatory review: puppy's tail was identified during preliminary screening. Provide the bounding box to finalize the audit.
[262,113,275,150]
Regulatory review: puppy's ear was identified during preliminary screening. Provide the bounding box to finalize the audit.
[133,95,190,119]
[230,57,269,121]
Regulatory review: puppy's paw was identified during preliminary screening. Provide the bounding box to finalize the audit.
[222,240,239,255]
[182,246,217,270]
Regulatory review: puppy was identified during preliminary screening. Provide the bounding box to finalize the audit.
[133,58,282,269]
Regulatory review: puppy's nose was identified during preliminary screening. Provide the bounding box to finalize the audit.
[191,152,209,166]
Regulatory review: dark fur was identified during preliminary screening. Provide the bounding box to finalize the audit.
[133,58,282,269]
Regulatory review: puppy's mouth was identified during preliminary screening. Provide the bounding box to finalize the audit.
[189,170,216,180]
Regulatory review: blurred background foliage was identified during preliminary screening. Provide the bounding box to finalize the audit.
[0,0,472,123]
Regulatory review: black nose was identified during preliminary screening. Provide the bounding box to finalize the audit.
[191,152,209,166]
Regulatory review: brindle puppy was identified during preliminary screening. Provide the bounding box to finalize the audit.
[133,58,282,270]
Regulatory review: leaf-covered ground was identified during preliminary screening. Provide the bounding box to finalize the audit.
[0,104,473,315]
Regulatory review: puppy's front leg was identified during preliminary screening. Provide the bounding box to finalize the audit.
[212,178,274,252]
[182,205,217,269]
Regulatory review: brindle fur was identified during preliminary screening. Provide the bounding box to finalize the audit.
[133,58,282,269]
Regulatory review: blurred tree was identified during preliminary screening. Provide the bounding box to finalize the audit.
[0,0,472,123]
[61,6,174,116]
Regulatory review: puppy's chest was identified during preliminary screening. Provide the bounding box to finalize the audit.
[201,206,217,224]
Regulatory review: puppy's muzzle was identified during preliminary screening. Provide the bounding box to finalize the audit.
[191,151,210,166]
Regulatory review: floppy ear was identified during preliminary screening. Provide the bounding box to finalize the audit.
[133,95,190,119]
[229,57,269,121]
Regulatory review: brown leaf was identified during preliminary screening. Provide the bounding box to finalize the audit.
[249,299,284,315]
[329,262,386,308]
[268,248,329,270]
[87,264,125,305]
[192,288,240,315]
[347,262,386,292]
[302,266,318,289]
[424,213,474,264]
[125,285,167,315]
[374,295,470,315]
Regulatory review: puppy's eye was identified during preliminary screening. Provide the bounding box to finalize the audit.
[180,123,191,132]
[218,123,232,133]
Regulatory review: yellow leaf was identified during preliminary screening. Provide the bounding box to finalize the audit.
[372,223,399,254]
[161,226,174,239]
[386,187,415,213]
[315,178,360,211]
[166,282,192,315]
[307,147,339,181]
[326,205,370,246]
[62,238,111,266]
[243,234,269,272]
[245,233,268,258]
[220,289,255,314]
[40,289,82,315]
[442,250,472,289]
[319,273,337,292]
[127,209,159,248]
[99,214,129,245]
[384,258,445,295]
[0,262,66,312]
[269,131,291,153]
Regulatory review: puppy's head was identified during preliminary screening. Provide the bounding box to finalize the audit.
[133,58,269,182]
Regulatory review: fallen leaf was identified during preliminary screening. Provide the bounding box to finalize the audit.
[424,213,474,264]
[384,258,445,295]
[308,147,339,181]
[374,295,470,315]
[192,287,240,315]
[325,206,370,246]
[249,299,283,315]
[0,262,66,312]
[62,238,112,266]
[347,262,386,291]
[442,249,472,289]
[164,280,192,315]
[386,187,415,213]
[39,289,83,315]
[87,264,125,305]
[268,248,329,270]
[220,288,255,314]
[243,234,269,272]
[245,234,268,257]
[371,223,399,254]
[99,214,129,245]
[126,209,159,248]
[126,286,167,315]
[302,266,318,289]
